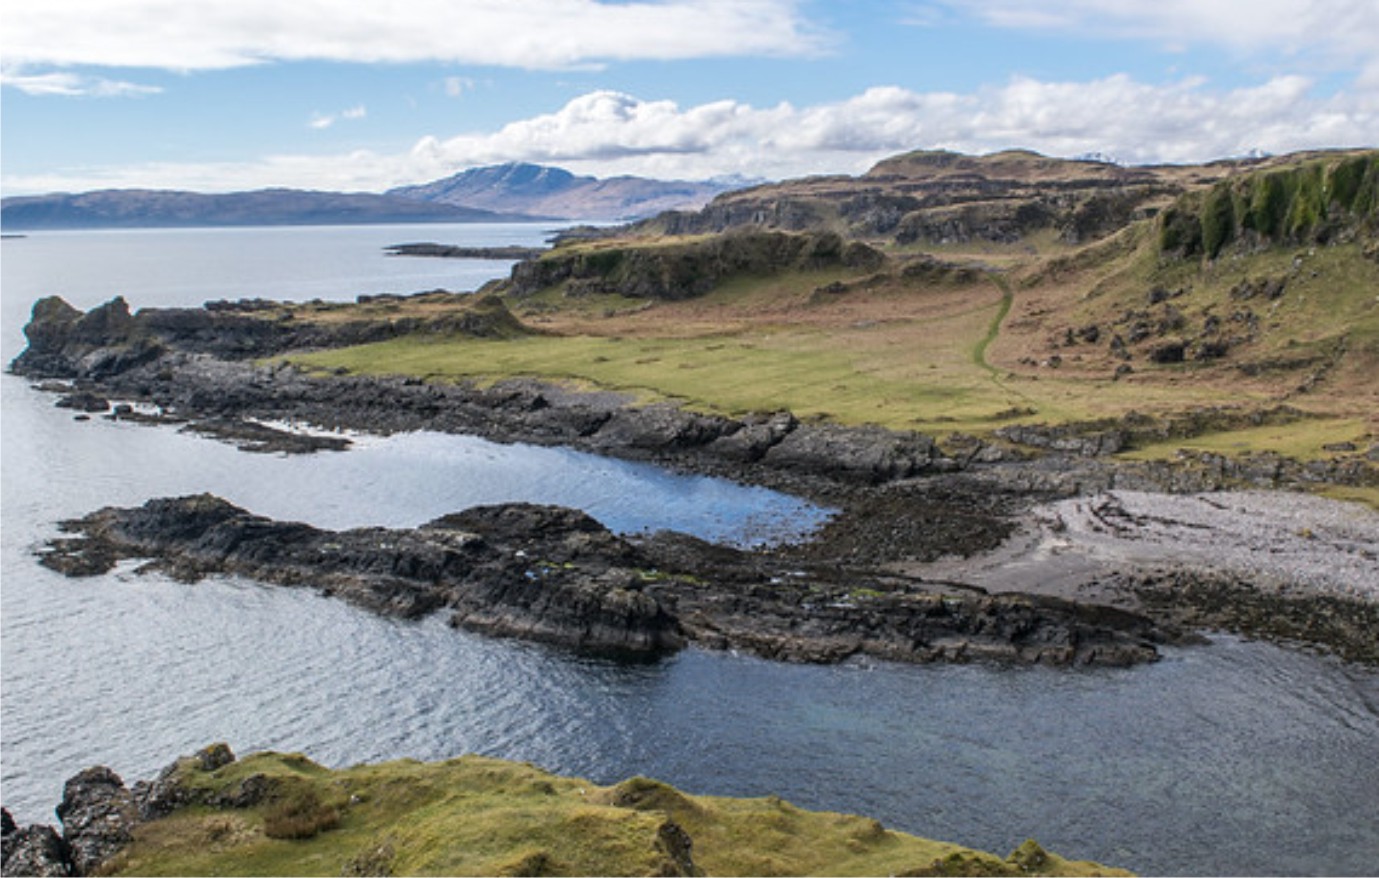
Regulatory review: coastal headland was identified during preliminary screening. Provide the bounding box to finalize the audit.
[0,745,1129,876]
[11,148,1379,667]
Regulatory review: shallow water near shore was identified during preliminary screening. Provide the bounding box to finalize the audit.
[3,226,1379,876]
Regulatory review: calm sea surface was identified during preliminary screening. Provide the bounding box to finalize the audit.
[2,226,1377,876]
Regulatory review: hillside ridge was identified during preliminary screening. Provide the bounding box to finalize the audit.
[388,161,743,221]
[0,187,541,231]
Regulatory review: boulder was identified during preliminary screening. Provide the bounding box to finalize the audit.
[56,767,137,876]
[705,411,799,462]
[54,392,110,413]
[590,403,728,453]
[764,423,941,483]
[1,823,70,877]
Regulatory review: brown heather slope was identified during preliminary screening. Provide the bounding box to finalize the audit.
[491,149,1376,472]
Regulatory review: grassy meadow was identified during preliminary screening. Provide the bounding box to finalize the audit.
[104,751,1127,877]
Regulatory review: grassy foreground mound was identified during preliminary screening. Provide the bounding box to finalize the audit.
[107,749,1125,877]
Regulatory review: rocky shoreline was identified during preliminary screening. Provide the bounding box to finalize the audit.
[37,494,1167,666]
[11,294,1379,665]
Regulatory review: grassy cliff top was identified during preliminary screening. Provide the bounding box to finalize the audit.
[106,749,1128,877]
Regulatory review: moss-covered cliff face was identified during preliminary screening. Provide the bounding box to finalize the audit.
[1158,152,1379,259]
[502,230,884,300]
[7,746,1130,877]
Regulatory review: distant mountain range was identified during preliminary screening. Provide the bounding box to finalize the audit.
[0,188,541,231]
[0,164,748,231]
[387,162,744,221]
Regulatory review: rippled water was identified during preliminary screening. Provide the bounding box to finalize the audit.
[3,227,1378,876]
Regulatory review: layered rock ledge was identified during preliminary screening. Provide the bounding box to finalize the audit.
[38,494,1167,666]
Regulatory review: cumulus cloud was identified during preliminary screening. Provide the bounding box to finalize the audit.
[400,75,1379,180]
[0,69,162,97]
[5,75,1376,195]
[4,0,824,71]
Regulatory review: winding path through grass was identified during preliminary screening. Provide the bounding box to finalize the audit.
[972,274,1013,375]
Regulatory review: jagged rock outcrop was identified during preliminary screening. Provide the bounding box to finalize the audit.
[11,296,964,483]
[40,495,684,658]
[1,769,142,877]
[132,744,242,821]
[36,494,1169,667]
[55,768,138,877]
[762,423,948,483]
[1,820,71,877]
[10,292,525,379]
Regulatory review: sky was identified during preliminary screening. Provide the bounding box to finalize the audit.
[1,0,1376,195]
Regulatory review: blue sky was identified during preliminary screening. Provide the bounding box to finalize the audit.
[2,0,1376,195]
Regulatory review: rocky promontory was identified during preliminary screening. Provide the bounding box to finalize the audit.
[38,494,1167,666]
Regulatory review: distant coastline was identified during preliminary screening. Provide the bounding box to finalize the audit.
[384,241,547,259]
[0,188,545,232]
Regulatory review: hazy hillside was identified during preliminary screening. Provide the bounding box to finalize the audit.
[633,148,1373,248]
[0,188,538,231]
[388,162,744,220]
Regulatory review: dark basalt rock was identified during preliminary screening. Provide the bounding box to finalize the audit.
[9,294,526,381]
[1,820,70,877]
[36,494,1167,667]
[54,391,110,413]
[55,767,137,877]
[179,417,352,454]
[40,495,685,659]
[763,423,945,483]
[14,296,1371,663]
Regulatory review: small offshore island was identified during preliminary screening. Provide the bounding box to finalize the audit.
[6,148,1379,875]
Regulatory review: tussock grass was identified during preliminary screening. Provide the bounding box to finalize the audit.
[104,751,1128,877]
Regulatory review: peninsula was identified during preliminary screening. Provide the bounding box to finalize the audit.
[10,148,1379,668]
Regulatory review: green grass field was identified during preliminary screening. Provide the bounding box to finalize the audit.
[284,221,1376,468]
[104,751,1126,877]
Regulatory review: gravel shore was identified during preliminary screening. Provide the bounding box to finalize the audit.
[907,489,1379,605]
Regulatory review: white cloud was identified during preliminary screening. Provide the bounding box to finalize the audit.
[5,75,1376,195]
[930,0,1379,62]
[4,0,824,71]
[309,105,368,130]
[397,76,1379,179]
[0,69,162,97]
